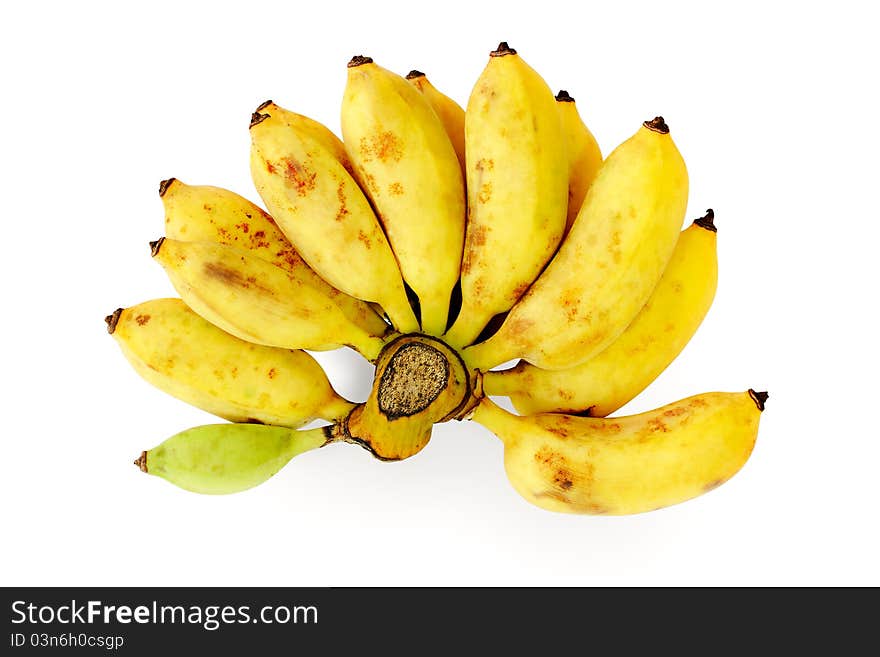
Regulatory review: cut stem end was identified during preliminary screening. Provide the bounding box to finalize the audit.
[693,209,716,232]
[643,116,670,134]
[491,42,517,57]
[748,389,769,411]
[105,308,123,334]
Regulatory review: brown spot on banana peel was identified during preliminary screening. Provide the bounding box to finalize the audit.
[105,308,123,334]
[348,55,373,68]
[693,209,716,232]
[749,389,769,411]
[643,116,670,134]
[491,42,517,57]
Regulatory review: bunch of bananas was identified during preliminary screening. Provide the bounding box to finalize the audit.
[107,43,767,515]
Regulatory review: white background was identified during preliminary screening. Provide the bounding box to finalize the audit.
[2,0,878,586]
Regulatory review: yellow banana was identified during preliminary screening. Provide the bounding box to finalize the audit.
[555,90,603,236]
[464,116,689,371]
[249,104,418,333]
[151,237,386,359]
[106,298,354,427]
[472,390,766,515]
[444,42,568,348]
[342,57,465,335]
[160,178,389,337]
[484,211,717,416]
[406,70,466,174]
[136,422,329,495]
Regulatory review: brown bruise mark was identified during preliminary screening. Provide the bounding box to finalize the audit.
[558,388,574,401]
[236,222,250,233]
[507,316,536,336]
[360,131,403,164]
[545,423,571,439]
[554,469,574,490]
[470,225,488,248]
[690,397,709,409]
[230,367,238,378]
[135,314,151,326]
[282,158,317,197]
[357,230,372,248]
[511,282,531,300]
[267,368,277,379]
[663,406,687,418]
[647,417,670,433]
[266,161,276,174]
[478,181,492,204]
[474,158,494,172]
[203,262,270,293]
[703,478,726,493]
[389,182,404,196]
[335,181,350,222]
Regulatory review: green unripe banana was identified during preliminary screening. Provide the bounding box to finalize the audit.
[136,423,329,494]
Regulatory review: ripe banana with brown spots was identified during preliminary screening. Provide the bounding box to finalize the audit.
[106,298,354,427]
[249,102,419,333]
[342,57,465,336]
[464,116,689,371]
[472,390,766,515]
[406,70,466,174]
[159,178,389,337]
[151,237,387,359]
[483,211,718,416]
[443,42,568,348]
[555,90,603,236]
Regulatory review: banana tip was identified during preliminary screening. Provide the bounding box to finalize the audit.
[105,308,123,334]
[347,55,373,68]
[158,178,176,197]
[249,111,269,129]
[491,42,517,57]
[555,90,575,103]
[134,451,148,473]
[405,69,425,80]
[149,237,165,257]
[255,99,273,112]
[643,116,670,134]
[693,209,716,232]
[748,389,769,411]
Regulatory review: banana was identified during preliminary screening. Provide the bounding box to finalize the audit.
[484,211,717,416]
[342,57,466,335]
[135,422,328,494]
[106,298,354,427]
[464,116,689,371]
[151,237,386,359]
[555,90,603,236]
[406,70,466,174]
[160,177,389,337]
[472,390,767,515]
[249,103,419,333]
[444,42,568,348]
